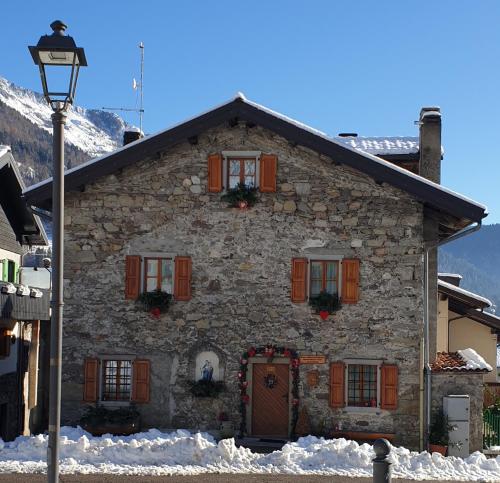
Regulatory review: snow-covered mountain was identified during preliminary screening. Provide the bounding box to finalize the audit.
[0,76,128,159]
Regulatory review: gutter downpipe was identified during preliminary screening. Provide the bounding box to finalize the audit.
[423,220,482,451]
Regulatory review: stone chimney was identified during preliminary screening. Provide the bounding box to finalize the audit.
[123,128,143,146]
[419,107,442,183]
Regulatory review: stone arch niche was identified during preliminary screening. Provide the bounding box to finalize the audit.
[194,351,222,382]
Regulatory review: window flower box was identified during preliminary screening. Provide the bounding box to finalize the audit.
[80,405,141,436]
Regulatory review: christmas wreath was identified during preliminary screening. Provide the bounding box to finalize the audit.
[238,345,300,437]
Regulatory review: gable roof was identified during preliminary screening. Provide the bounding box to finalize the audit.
[0,146,48,246]
[23,94,487,233]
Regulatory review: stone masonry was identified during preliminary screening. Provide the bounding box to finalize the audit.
[61,122,425,449]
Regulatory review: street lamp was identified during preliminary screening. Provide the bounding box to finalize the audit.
[29,21,87,483]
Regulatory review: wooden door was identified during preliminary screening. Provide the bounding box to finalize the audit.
[251,363,289,437]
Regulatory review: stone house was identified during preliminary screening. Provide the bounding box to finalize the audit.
[24,95,488,450]
[0,146,49,441]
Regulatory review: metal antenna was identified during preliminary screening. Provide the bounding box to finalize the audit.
[102,42,145,132]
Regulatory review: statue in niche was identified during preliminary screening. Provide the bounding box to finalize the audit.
[201,360,214,381]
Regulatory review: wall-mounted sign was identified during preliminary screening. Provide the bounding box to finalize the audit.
[300,355,326,365]
[306,370,319,388]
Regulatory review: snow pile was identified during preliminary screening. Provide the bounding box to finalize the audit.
[0,144,10,158]
[458,348,493,371]
[1,428,500,480]
[0,76,127,158]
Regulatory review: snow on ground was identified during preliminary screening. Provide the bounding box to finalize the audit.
[1,428,500,481]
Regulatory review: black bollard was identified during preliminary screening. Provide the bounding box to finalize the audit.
[373,438,392,483]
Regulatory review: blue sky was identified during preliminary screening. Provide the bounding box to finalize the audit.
[2,1,499,223]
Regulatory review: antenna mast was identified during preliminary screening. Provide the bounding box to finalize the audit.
[102,42,145,132]
[138,42,144,133]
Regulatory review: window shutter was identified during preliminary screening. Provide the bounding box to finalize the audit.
[207,154,223,192]
[1,260,7,282]
[380,365,398,409]
[259,154,277,192]
[341,258,360,304]
[291,258,307,303]
[329,362,345,408]
[132,359,150,403]
[125,255,141,300]
[174,256,192,301]
[83,358,99,402]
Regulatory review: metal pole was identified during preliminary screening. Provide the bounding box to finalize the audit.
[373,438,392,483]
[47,103,66,483]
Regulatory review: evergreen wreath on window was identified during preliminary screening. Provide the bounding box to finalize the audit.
[221,182,258,208]
[138,289,172,316]
[308,291,341,315]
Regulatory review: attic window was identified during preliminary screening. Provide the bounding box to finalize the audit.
[228,158,256,188]
[221,151,261,190]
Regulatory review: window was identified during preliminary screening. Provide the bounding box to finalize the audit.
[7,261,15,283]
[102,359,132,401]
[347,364,378,407]
[228,157,257,188]
[310,260,339,297]
[144,257,173,293]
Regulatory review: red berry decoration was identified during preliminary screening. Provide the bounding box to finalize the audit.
[150,307,161,319]
[241,358,248,365]
[242,394,250,404]
[248,348,256,357]
[319,310,329,320]
[283,349,291,358]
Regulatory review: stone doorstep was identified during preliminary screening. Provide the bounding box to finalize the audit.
[235,437,290,453]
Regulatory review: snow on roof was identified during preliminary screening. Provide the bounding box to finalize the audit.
[438,279,492,307]
[23,94,487,215]
[335,136,419,155]
[0,145,11,158]
[432,350,492,372]
[458,348,493,371]
[438,273,463,279]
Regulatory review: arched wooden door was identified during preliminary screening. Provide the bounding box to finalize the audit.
[251,362,289,437]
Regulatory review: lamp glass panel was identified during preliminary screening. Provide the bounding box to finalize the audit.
[38,50,79,65]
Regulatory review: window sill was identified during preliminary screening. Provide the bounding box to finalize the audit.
[98,400,131,407]
[342,406,382,415]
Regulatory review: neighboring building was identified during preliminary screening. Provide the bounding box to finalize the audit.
[0,145,50,441]
[437,273,499,384]
[24,96,488,450]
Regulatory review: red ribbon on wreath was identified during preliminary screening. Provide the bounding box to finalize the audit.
[150,307,161,319]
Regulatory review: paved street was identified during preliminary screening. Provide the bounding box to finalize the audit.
[0,475,469,483]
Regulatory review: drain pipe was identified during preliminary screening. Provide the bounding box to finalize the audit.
[423,220,482,450]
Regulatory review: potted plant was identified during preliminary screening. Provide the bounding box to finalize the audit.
[218,411,235,439]
[308,291,341,319]
[221,182,258,209]
[138,289,172,317]
[429,409,452,455]
[189,379,225,398]
[80,405,141,436]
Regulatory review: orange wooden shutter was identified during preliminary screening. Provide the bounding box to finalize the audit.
[174,256,192,301]
[208,153,223,192]
[125,255,141,300]
[83,358,99,402]
[341,258,360,303]
[259,154,277,192]
[329,362,345,408]
[380,365,398,409]
[291,258,307,302]
[132,359,150,403]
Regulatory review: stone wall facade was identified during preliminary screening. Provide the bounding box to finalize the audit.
[431,372,484,453]
[61,122,425,448]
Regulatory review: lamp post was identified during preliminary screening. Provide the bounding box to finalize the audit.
[29,21,87,483]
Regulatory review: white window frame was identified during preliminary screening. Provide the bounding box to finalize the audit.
[98,354,136,406]
[306,255,343,300]
[139,252,175,294]
[343,358,383,413]
[221,150,261,191]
